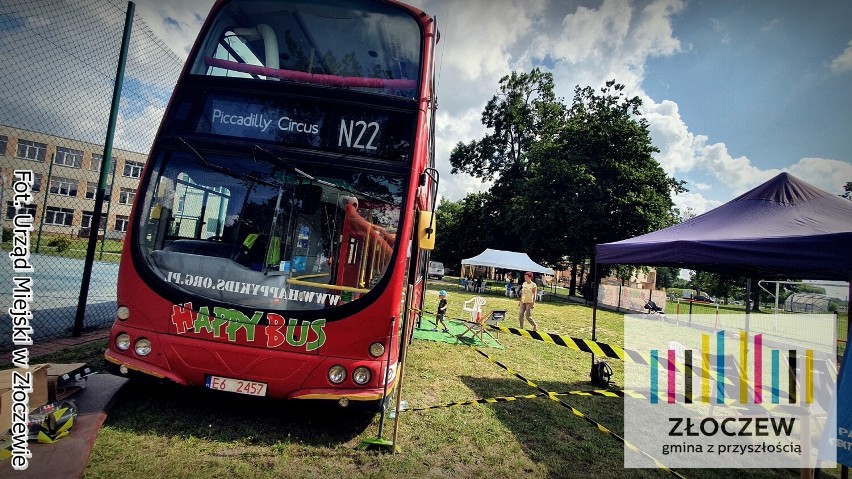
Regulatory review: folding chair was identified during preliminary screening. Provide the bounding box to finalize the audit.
[483,309,506,339]
[460,297,488,342]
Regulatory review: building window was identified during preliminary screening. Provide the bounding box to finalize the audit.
[123,160,143,178]
[0,135,7,155]
[31,173,42,192]
[54,147,83,168]
[118,187,136,205]
[49,176,78,197]
[90,153,102,171]
[91,154,117,176]
[86,182,97,199]
[15,139,47,162]
[81,211,94,229]
[114,215,129,232]
[6,202,36,220]
[45,206,74,226]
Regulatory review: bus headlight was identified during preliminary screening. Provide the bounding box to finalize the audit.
[134,338,152,356]
[328,365,346,384]
[116,306,130,320]
[352,367,371,385]
[115,333,131,351]
[369,342,385,357]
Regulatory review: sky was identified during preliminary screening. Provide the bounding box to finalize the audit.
[130,0,852,298]
[130,0,852,218]
[5,0,847,296]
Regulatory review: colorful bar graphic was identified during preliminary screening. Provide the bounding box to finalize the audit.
[739,330,748,404]
[754,334,763,404]
[649,332,814,406]
[650,349,659,404]
[789,350,797,404]
[772,349,780,404]
[702,334,710,403]
[717,331,725,404]
[668,349,676,403]
[806,349,813,404]
[685,350,693,404]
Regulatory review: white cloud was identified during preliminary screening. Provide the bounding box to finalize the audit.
[830,40,852,74]
[434,108,490,201]
[671,191,723,216]
[787,157,852,195]
[643,99,702,174]
[133,0,213,59]
[760,18,781,33]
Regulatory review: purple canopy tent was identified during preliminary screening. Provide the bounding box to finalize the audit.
[595,172,852,281]
[594,172,852,467]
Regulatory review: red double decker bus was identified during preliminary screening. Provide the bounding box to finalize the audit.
[105,0,439,410]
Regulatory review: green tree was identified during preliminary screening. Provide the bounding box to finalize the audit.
[515,80,685,296]
[449,68,563,181]
[431,193,493,274]
[843,181,852,200]
[689,271,746,304]
[448,69,564,260]
[448,74,685,299]
[655,267,680,289]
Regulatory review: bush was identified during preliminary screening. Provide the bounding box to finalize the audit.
[47,236,72,252]
[1,229,11,242]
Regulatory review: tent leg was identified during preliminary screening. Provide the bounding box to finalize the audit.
[590,260,598,375]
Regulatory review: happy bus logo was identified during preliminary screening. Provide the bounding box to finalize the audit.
[648,330,817,406]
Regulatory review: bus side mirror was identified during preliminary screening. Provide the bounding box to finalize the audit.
[418,211,436,251]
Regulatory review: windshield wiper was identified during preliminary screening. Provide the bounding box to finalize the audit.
[177,137,280,188]
[251,144,393,205]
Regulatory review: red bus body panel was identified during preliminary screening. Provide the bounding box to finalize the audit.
[105,0,437,407]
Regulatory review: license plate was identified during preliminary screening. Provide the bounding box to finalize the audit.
[205,375,267,397]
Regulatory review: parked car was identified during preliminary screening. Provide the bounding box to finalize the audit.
[427,261,444,280]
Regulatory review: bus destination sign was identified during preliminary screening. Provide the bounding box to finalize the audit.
[196,95,413,161]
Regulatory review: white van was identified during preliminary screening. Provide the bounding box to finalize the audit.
[427,261,444,280]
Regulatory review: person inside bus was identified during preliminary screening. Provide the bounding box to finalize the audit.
[518,271,539,331]
[433,290,450,333]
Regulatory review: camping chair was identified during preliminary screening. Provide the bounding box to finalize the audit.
[483,310,506,339]
[645,299,664,315]
[460,297,488,342]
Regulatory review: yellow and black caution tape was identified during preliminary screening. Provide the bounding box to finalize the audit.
[489,324,742,388]
[470,344,687,479]
[490,324,814,415]
[404,389,629,412]
[489,324,648,364]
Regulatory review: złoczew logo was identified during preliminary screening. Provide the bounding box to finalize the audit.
[624,314,836,469]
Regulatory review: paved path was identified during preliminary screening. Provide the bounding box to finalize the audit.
[0,327,110,360]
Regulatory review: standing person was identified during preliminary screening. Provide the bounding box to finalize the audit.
[518,272,538,331]
[434,290,450,332]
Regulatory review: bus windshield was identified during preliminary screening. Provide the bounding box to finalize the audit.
[190,0,422,99]
[137,145,403,311]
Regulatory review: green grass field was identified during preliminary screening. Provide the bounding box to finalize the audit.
[25,280,842,478]
[1,235,124,262]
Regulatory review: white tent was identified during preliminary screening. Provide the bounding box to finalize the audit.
[461,249,554,275]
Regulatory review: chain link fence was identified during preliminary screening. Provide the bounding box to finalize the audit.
[1,0,184,346]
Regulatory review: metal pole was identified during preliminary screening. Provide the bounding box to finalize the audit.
[0,172,6,243]
[73,1,135,337]
[98,161,118,260]
[34,153,56,253]
[590,259,598,373]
